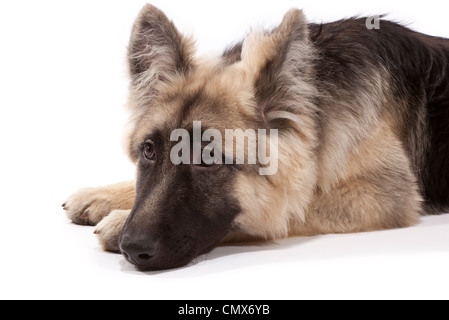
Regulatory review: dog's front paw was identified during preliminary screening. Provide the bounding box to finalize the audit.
[94,209,131,252]
[63,187,115,225]
[62,181,135,226]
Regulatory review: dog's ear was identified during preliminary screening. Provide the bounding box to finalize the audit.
[241,9,310,78]
[239,9,316,130]
[127,4,195,88]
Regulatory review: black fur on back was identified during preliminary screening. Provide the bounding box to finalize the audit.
[308,18,449,213]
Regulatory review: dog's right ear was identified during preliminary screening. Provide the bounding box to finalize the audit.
[127,4,195,89]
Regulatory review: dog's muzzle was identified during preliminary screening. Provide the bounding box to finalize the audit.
[120,236,160,270]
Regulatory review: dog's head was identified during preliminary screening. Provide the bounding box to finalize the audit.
[119,4,317,270]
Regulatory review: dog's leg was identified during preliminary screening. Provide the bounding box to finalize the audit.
[292,123,423,235]
[63,181,135,226]
[221,232,266,244]
[296,165,423,235]
[94,209,131,252]
[309,179,420,234]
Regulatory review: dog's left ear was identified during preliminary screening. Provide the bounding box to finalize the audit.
[239,9,316,129]
[241,9,310,78]
[127,4,195,89]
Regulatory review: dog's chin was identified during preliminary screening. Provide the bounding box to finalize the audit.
[126,238,223,271]
[132,256,193,272]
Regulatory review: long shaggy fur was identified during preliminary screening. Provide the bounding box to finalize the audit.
[64,5,449,270]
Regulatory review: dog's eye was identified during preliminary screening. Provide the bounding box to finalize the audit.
[143,141,156,161]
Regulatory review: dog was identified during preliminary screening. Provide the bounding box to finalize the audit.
[63,4,449,271]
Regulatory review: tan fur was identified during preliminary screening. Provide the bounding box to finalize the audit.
[127,4,196,106]
[292,121,422,236]
[63,181,135,226]
[64,5,425,260]
[94,209,131,252]
[315,70,387,193]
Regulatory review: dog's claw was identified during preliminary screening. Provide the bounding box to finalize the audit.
[62,203,67,210]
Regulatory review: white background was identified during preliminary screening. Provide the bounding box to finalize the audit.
[0,0,448,300]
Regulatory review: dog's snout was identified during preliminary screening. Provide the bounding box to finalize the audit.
[120,237,160,269]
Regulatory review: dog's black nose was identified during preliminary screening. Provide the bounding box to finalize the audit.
[120,237,159,269]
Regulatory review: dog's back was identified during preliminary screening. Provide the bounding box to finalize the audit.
[308,18,449,214]
[64,7,449,270]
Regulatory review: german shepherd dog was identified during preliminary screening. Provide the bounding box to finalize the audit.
[63,4,449,270]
